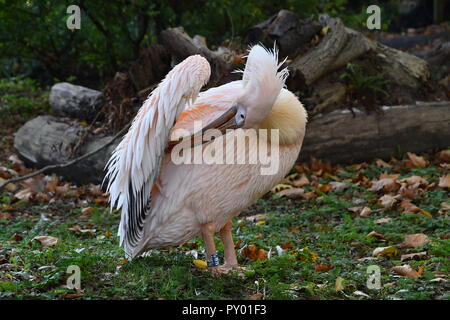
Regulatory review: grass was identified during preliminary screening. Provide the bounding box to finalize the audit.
[0,77,448,300]
[0,160,448,300]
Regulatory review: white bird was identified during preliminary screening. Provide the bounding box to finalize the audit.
[105,45,307,274]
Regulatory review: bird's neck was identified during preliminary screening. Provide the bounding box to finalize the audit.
[257,90,307,146]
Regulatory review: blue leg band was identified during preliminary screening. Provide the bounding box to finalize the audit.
[208,253,220,267]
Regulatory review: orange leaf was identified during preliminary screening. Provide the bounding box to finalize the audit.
[392,264,421,278]
[315,264,333,272]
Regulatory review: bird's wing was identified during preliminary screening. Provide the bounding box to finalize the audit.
[104,55,210,256]
[170,80,244,136]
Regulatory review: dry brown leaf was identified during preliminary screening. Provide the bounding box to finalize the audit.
[68,225,96,234]
[399,183,420,200]
[0,177,16,192]
[348,206,363,213]
[81,207,94,215]
[248,292,263,300]
[329,181,348,191]
[13,188,34,202]
[437,149,450,162]
[367,231,386,240]
[399,200,421,214]
[301,191,318,200]
[276,188,304,199]
[375,159,391,168]
[370,178,399,193]
[374,217,392,224]
[401,251,427,261]
[378,194,398,210]
[45,179,59,193]
[88,184,104,196]
[32,235,58,248]
[392,264,421,278]
[60,291,85,299]
[292,174,310,187]
[55,183,70,196]
[400,175,429,187]
[438,175,450,189]
[360,207,372,217]
[34,192,50,202]
[0,212,13,220]
[399,233,429,249]
[406,152,428,168]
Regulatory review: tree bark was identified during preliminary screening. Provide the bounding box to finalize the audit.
[299,102,450,164]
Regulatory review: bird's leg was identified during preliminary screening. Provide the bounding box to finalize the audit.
[201,221,220,270]
[219,221,238,266]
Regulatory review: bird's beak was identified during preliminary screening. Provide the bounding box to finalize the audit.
[168,104,245,151]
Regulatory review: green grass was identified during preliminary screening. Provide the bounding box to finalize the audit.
[1,162,448,300]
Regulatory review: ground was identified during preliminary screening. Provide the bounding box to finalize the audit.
[0,78,449,300]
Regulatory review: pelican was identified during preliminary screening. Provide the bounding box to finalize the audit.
[105,45,307,274]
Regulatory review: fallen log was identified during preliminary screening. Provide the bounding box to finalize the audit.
[245,10,322,58]
[159,27,233,87]
[14,116,121,185]
[299,101,450,164]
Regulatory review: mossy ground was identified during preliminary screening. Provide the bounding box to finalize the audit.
[0,78,448,300]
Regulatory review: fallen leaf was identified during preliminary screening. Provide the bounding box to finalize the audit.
[375,159,391,168]
[276,188,304,199]
[438,175,450,189]
[367,231,386,240]
[360,207,372,217]
[399,233,429,249]
[316,184,332,193]
[374,217,392,224]
[398,183,420,200]
[32,236,58,248]
[370,178,399,193]
[60,292,85,299]
[81,207,94,215]
[13,188,34,202]
[392,264,421,278]
[301,191,317,200]
[68,225,96,234]
[45,179,59,193]
[400,175,428,187]
[243,214,267,223]
[241,245,268,261]
[406,152,428,168]
[271,184,292,193]
[372,246,399,257]
[329,181,348,191]
[0,177,16,192]
[315,264,333,272]
[399,200,421,214]
[293,247,318,262]
[335,277,345,291]
[193,259,208,269]
[11,233,22,241]
[378,194,398,210]
[401,251,427,261]
[248,292,263,300]
[348,206,363,214]
[437,149,450,162]
[292,174,310,187]
[0,212,13,220]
